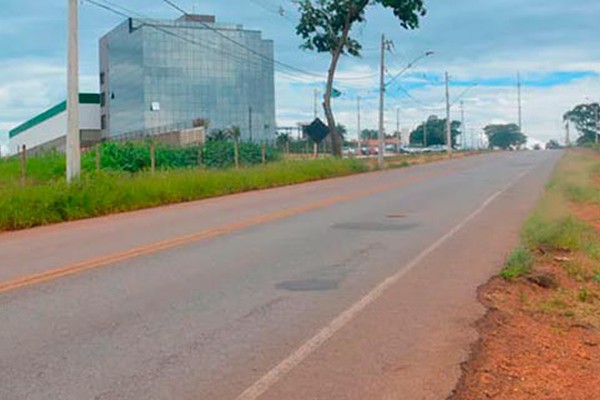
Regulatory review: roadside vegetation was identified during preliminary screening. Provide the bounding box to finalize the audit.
[453,148,600,399]
[0,140,484,232]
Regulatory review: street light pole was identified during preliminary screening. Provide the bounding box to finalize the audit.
[445,71,452,156]
[378,34,387,169]
[357,96,361,153]
[66,0,81,182]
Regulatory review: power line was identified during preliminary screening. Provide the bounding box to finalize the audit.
[159,0,325,79]
[84,0,316,84]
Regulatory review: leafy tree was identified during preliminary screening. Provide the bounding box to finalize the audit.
[208,129,228,142]
[295,0,427,157]
[563,103,600,144]
[484,123,527,149]
[336,124,348,138]
[360,129,379,140]
[410,116,461,147]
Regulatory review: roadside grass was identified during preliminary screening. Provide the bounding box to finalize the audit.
[501,149,600,328]
[0,158,368,231]
[500,246,533,280]
[0,147,490,232]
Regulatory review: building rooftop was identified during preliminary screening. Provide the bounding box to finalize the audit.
[9,93,100,139]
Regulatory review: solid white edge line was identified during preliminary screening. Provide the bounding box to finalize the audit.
[234,168,532,400]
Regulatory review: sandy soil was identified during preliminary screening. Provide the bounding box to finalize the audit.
[449,202,600,400]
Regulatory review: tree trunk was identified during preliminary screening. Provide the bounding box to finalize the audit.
[323,51,343,157]
[322,13,353,158]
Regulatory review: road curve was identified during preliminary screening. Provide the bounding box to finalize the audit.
[0,150,561,399]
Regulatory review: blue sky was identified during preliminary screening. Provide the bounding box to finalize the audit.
[2,0,600,152]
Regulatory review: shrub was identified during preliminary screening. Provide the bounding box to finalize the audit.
[500,246,534,280]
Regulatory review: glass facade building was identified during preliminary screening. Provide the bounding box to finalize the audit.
[99,15,275,141]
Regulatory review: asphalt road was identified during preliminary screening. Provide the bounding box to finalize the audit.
[0,150,561,400]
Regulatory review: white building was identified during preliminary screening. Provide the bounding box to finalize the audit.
[8,93,101,155]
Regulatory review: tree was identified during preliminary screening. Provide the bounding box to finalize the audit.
[295,0,427,157]
[484,123,526,149]
[360,129,379,140]
[563,103,600,144]
[410,116,461,147]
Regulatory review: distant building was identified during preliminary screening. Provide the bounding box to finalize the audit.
[8,93,101,155]
[99,15,276,141]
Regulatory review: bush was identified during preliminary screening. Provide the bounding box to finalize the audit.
[500,246,534,280]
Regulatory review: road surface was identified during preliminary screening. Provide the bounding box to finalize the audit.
[0,151,561,399]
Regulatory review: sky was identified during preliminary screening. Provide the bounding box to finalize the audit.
[1,0,600,153]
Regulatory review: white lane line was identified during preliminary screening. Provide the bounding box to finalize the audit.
[234,168,532,400]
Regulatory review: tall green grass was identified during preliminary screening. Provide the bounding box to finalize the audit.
[0,158,368,231]
[520,151,600,259]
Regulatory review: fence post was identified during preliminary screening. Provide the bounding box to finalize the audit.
[21,144,27,185]
[95,143,101,172]
[150,140,156,174]
[261,142,267,164]
[197,143,203,170]
[313,142,318,159]
[234,139,240,169]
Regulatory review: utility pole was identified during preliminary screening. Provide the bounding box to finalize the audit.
[423,117,428,147]
[565,120,571,147]
[517,72,523,132]
[66,0,81,182]
[313,88,319,119]
[445,71,452,156]
[460,100,466,149]
[357,96,361,153]
[396,107,401,149]
[378,34,390,168]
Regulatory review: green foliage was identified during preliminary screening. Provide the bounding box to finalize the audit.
[202,141,279,169]
[563,103,600,144]
[295,0,426,56]
[484,123,527,149]
[360,129,379,140]
[578,288,590,303]
[500,246,534,280]
[0,158,368,231]
[0,151,66,184]
[410,115,461,147]
[295,0,427,157]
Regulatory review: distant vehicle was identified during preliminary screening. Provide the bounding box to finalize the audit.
[533,144,542,150]
[545,140,562,150]
[343,146,357,156]
[400,146,424,154]
[424,144,448,153]
[385,144,397,153]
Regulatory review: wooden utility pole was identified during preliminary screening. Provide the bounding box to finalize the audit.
[460,101,466,149]
[66,0,81,182]
[445,71,452,156]
[21,145,27,186]
[517,72,523,132]
[357,96,361,154]
[378,34,388,168]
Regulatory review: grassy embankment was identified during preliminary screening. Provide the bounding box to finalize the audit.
[501,148,600,327]
[0,145,479,232]
[0,156,368,231]
[449,149,600,400]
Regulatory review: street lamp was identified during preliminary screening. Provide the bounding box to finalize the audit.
[378,50,435,167]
